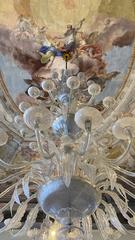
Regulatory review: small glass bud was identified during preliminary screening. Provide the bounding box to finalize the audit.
[19,101,31,112]
[28,86,41,98]
[29,142,38,151]
[103,96,116,108]
[66,76,80,89]
[41,79,55,92]
[88,83,101,96]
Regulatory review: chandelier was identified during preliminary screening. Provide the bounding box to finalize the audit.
[0,59,135,240]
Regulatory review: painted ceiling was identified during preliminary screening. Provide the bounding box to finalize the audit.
[0,0,135,165]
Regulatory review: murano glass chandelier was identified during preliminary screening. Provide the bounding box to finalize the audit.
[0,59,135,240]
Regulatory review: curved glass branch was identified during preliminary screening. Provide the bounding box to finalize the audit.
[88,95,95,105]
[79,133,91,156]
[118,175,135,188]
[124,189,135,199]
[0,202,10,212]
[0,158,30,170]
[112,165,135,177]
[0,183,17,198]
[128,206,135,216]
[92,213,105,240]
[48,91,59,106]
[0,170,28,184]
[35,128,55,159]
[107,137,132,165]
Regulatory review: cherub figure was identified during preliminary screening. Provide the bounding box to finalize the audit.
[13,15,34,40]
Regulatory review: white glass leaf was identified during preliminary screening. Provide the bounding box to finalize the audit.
[0,201,28,232]
[14,204,39,236]
[13,186,21,205]
[4,218,11,226]
[118,175,135,189]
[105,167,117,190]
[111,230,122,240]
[115,183,128,206]
[10,198,15,216]
[81,163,96,185]
[103,191,128,214]
[82,216,93,240]
[102,202,126,234]
[95,208,111,240]
[112,165,135,177]
[102,197,135,229]
[124,188,135,199]
[22,176,30,199]
[128,216,135,227]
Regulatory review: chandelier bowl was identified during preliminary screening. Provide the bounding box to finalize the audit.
[38,177,101,223]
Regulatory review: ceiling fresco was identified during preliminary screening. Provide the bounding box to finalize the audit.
[0,0,135,101]
[0,0,135,164]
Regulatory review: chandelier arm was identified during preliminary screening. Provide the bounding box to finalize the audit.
[101,191,135,231]
[31,170,49,183]
[96,180,109,189]
[0,194,38,234]
[0,121,24,142]
[0,170,28,184]
[111,165,135,177]
[30,177,45,186]
[0,71,22,115]
[101,200,133,229]
[110,139,121,148]
[0,202,10,212]
[0,158,30,170]
[106,139,132,165]
[102,191,128,212]
[127,206,135,216]
[0,183,17,198]
[13,204,39,237]
[92,213,105,240]
[124,189,135,199]
[1,187,37,213]
[118,175,135,188]
[88,95,95,105]
[95,173,107,185]
[79,132,91,156]
[102,200,135,231]
[35,128,55,159]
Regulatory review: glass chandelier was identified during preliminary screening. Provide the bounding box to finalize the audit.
[0,65,135,240]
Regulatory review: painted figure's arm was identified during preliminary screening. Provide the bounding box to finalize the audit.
[75,18,85,31]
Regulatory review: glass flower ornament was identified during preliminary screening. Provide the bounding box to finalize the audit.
[74,106,103,130]
[23,105,53,130]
